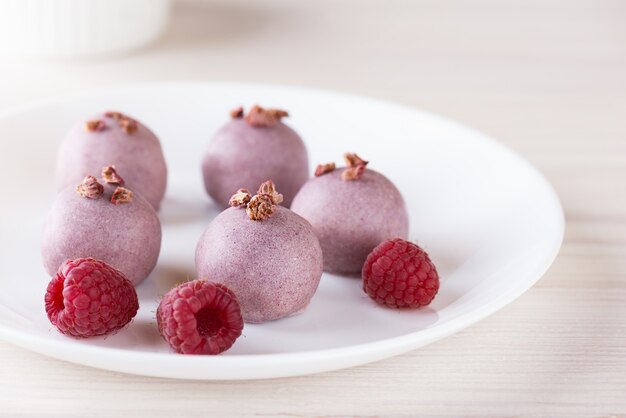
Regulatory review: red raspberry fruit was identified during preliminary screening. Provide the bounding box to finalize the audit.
[44,258,139,338]
[157,279,244,355]
[362,238,439,308]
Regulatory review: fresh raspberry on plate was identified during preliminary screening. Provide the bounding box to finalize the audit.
[362,238,439,308]
[157,279,244,355]
[44,258,139,338]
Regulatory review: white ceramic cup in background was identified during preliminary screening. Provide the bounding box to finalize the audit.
[0,0,171,57]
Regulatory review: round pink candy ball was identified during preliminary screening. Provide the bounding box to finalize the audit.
[202,118,309,208]
[41,183,161,286]
[195,206,323,323]
[291,168,409,276]
[56,112,167,210]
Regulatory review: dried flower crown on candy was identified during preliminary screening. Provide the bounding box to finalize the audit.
[229,180,283,221]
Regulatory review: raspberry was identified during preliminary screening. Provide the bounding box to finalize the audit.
[157,279,244,355]
[44,258,139,338]
[362,238,439,308]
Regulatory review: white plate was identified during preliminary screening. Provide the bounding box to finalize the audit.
[0,82,564,380]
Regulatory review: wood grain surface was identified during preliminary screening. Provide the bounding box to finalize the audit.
[0,0,625,416]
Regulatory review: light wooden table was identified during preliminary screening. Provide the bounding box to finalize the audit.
[1,0,625,416]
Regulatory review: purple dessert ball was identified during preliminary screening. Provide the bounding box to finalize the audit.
[56,112,167,210]
[41,179,162,286]
[291,166,409,276]
[195,206,323,323]
[201,107,309,208]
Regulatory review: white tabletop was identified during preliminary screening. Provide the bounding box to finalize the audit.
[1,0,625,416]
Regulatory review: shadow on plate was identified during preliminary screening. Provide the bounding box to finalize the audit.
[158,196,221,225]
[148,263,197,296]
[124,317,166,348]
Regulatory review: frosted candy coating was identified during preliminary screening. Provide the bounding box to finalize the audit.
[56,113,167,210]
[195,206,323,323]
[291,168,409,275]
[41,184,162,286]
[202,119,309,208]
